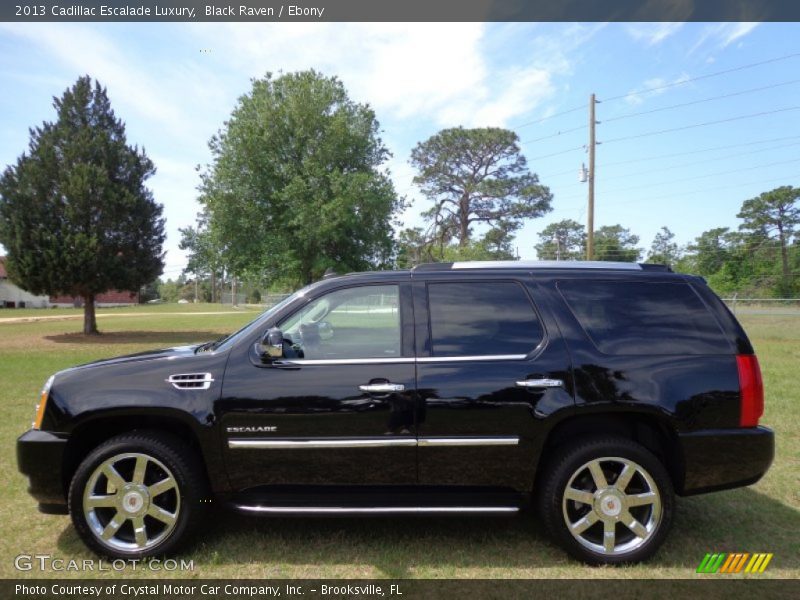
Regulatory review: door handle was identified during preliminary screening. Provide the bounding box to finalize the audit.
[516,378,563,388]
[359,382,405,393]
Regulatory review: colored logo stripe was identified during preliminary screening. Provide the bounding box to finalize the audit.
[697,553,773,574]
[745,553,774,573]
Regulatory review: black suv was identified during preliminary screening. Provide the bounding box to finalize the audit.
[17,261,774,564]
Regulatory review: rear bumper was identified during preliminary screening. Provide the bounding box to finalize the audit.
[677,426,774,495]
[17,429,69,509]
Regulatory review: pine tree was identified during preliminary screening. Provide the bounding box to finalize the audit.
[0,76,165,334]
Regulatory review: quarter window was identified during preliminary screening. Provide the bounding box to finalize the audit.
[558,280,730,355]
[427,281,543,357]
[279,285,401,360]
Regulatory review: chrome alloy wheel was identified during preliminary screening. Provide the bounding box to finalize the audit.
[561,456,662,557]
[82,452,180,552]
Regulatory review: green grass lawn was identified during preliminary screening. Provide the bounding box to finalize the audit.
[0,302,256,319]
[0,310,797,579]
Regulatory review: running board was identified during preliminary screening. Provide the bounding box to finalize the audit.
[232,505,520,515]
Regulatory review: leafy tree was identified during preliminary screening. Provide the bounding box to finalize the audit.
[179,210,225,302]
[593,225,642,262]
[410,127,552,247]
[535,219,586,260]
[199,70,402,286]
[737,186,800,295]
[685,227,733,276]
[138,279,161,304]
[646,226,681,266]
[439,237,517,262]
[158,278,181,303]
[0,76,165,333]
[395,227,432,268]
[396,225,517,268]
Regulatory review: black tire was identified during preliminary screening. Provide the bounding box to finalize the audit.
[537,436,674,565]
[68,430,207,559]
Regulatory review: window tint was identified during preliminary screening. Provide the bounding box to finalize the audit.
[279,285,401,359]
[558,280,730,355]
[428,281,543,357]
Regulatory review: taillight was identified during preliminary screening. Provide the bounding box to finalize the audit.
[736,354,764,427]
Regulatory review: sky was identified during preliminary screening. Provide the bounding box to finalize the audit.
[0,21,799,279]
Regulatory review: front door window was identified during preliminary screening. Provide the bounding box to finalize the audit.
[279,285,401,360]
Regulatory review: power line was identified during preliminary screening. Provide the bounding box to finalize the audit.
[523,123,588,144]
[554,174,798,213]
[527,144,586,161]
[513,104,585,130]
[555,157,800,202]
[554,140,800,190]
[512,52,800,134]
[601,106,800,144]
[539,135,800,180]
[597,157,800,196]
[597,134,800,168]
[600,51,800,104]
[603,79,800,123]
[521,57,800,150]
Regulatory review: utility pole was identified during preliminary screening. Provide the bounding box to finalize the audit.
[586,93,597,260]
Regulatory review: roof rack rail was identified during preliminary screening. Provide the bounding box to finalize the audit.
[638,263,673,272]
[412,262,454,271]
[412,260,654,271]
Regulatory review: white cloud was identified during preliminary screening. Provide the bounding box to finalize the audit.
[191,23,583,129]
[626,23,684,46]
[689,22,760,53]
[192,23,490,124]
[720,23,760,47]
[0,24,183,130]
[623,73,690,105]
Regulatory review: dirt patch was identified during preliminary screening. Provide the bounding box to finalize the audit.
[43,331,222,345]
[0,311,244,325]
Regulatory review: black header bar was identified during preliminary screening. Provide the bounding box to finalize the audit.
[3,1,800,23]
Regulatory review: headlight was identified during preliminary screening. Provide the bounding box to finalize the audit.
[32,375,54,430]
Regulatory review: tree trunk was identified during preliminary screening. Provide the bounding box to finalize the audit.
[83,294,98,335]
[778,223,791,290]
[458,193,470,246]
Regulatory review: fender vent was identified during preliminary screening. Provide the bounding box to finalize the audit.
[166,373,214,390]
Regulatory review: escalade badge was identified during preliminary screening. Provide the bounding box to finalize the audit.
[226,426,277,433]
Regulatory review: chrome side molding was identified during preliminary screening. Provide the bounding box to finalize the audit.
[228,438,416,449]
[228,436,519,449]
[418,437,519,447]
[234,505,520,515]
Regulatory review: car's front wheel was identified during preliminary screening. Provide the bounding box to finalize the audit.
[68,431,206,559]
[538,436,674,565]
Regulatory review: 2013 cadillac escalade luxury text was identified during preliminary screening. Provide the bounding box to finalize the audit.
[17,261,774,564]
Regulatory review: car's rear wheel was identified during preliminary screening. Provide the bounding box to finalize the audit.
[538,436,674,565]
[68,431,206,559]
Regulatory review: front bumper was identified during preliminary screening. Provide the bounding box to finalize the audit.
[17,429,69,510]
[677,426,774,495]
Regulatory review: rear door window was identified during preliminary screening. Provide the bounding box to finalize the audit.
[427,281,544,357]
[557,280,730,355]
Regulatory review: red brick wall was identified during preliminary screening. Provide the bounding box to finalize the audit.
[49,290,139,305]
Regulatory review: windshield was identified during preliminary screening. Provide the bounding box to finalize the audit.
[199,282,322,353]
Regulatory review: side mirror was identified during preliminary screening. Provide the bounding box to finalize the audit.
[260,328,284,359]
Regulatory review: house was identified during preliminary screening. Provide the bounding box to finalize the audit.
[49,290,139,308]
[0,257,50,308]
